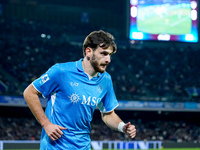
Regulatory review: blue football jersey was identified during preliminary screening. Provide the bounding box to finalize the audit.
[32,59,118,150]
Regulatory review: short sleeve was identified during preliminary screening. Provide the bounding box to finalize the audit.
[32,64,60,98]
[97,78,118,113]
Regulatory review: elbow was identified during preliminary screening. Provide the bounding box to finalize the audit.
[101,111,114,123]
[101,113,106,123]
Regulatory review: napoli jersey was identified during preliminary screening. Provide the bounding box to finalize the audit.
[32,59,118,150]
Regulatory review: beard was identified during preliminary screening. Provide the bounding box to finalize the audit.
[90,54,108,73]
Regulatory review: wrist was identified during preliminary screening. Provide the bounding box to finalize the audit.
[118,122,125,133]
[40,119,51,127]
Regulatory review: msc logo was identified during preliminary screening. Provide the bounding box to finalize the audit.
[81,95,101,106]
[69,93,101,106]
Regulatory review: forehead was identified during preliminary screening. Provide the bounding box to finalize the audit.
[95,46,114,54]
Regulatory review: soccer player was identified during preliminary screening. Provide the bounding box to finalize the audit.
[23,30,136,150]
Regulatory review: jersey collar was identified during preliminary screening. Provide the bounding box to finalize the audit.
[76,58,102,78]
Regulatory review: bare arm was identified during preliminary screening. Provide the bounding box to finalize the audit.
[23,84,49,126]
[23,84,66,140]
[101,110,136,138]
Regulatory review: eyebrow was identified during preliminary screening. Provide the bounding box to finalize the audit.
[101,50,113,55]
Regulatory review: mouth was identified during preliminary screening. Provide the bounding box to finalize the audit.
[101,64,108,68]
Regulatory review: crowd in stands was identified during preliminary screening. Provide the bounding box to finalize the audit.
[0,17,200,144]
[0,116,200,143]
[0,117,41,140]
[91,119,200,143]
[115,45,200,101]
[1,17,200,102]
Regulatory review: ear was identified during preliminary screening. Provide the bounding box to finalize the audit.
[85,47,93,58]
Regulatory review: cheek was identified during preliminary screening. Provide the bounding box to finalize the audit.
[94,55,102,62]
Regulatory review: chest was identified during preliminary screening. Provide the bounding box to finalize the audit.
[58,72,106,107]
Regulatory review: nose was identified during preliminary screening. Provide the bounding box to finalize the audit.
[105,55,111,63]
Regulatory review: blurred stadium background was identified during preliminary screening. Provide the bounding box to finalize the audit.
[0,0,200,149]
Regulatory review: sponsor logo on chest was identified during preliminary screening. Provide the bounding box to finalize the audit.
[69,93,101,106]
[68,82,103,106]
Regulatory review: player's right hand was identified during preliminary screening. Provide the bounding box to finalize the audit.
[43,122,67,141]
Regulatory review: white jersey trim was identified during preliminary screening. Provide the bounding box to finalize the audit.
[51,92,56,115]
[98,102,119,113]
[31,82,46,98]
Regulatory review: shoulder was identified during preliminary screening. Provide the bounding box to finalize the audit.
[58,61,76,68]
[53,61,76,71]
[102,71,112,81]
[45,62,75,76]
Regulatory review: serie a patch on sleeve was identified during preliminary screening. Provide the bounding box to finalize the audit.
[41,74,49,84]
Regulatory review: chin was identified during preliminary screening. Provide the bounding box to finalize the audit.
[99,69,106,73]
[94,66,107,73]
[97,68,105,73]
[100,70,105,73]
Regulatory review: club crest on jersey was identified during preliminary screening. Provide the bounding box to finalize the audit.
[97,85,103,93]
[69,92,81,104]
[41,74,49,84]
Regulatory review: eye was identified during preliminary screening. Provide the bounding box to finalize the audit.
[101,52,108,56]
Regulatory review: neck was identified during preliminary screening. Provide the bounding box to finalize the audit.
[82,58,98,77]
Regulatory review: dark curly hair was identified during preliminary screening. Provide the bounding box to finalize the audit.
[82,30,117,56]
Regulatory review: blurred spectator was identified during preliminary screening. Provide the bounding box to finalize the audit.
[1,17,200,102]
[0,116,199,143]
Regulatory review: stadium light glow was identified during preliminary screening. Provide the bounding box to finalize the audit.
[191,10,197,20]
[191,1,197,9]
[130,0,138,5]
[47,35,51,39]
[41,34,46,38]
[157,34,170,41]
[131,6,137,18]
[185,34,194,41]
[132,32,143,39]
